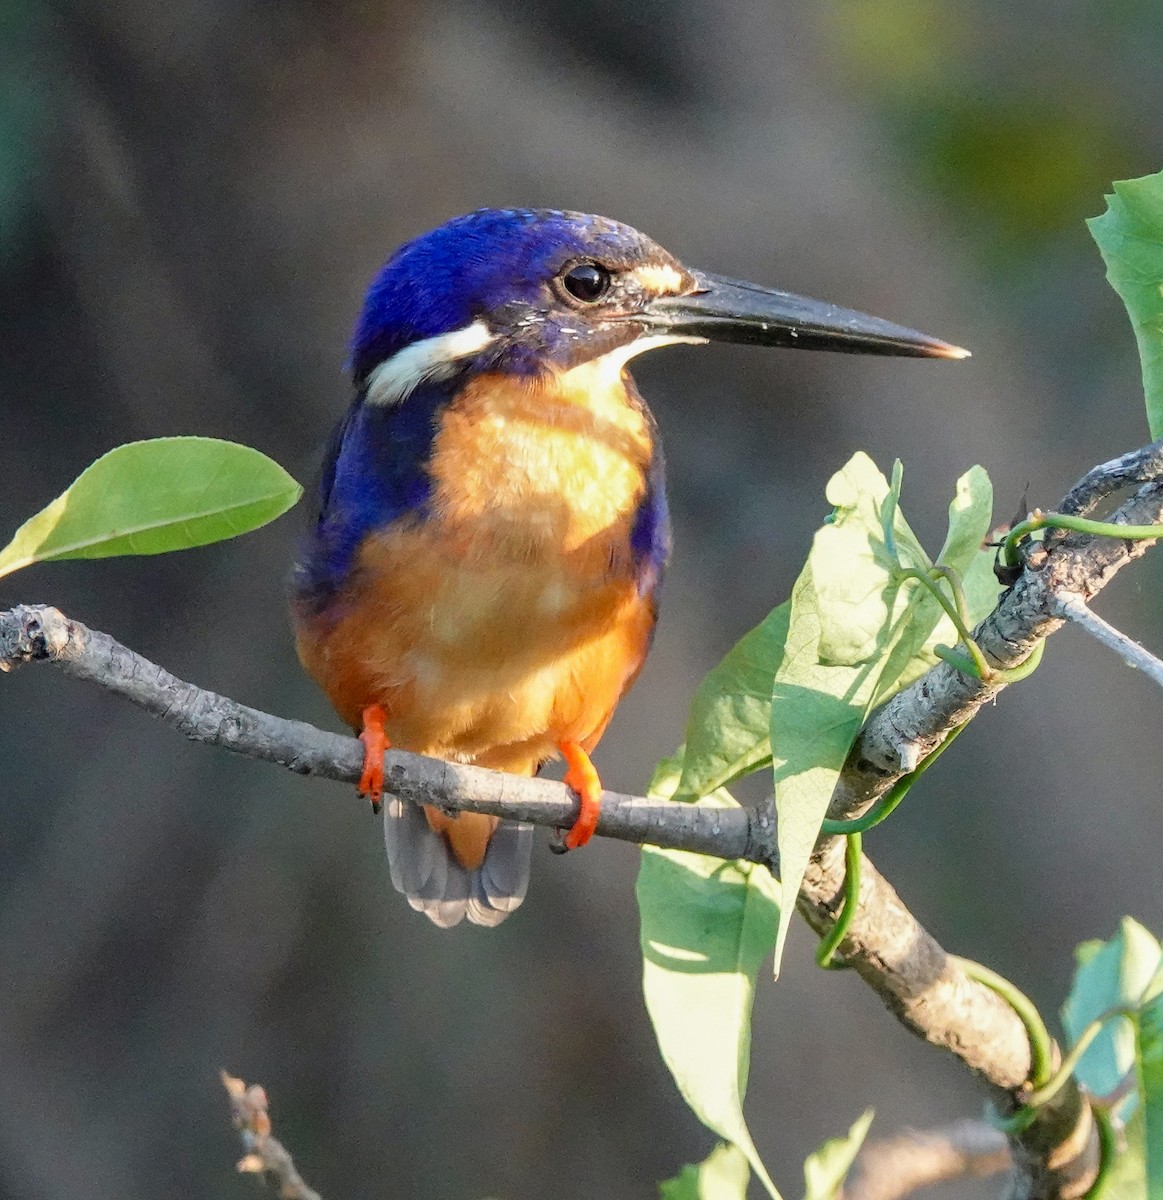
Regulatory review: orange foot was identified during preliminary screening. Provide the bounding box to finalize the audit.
[559,740,602,851]
[358,704,389,814]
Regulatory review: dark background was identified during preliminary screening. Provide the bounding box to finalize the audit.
[2,3,1162,1197]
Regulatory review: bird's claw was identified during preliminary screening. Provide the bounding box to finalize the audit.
[557,740,602,851]
[358,704,389,814]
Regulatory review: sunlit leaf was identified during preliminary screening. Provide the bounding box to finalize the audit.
[810,457,927,667]
[956,543,1005,647]
[936,465,995,571]
[872,464,997,697]
[638,772,782,1200]
[675,461,994,821]
[879,459,904,552]
[802,1109,875,1200]
[0,437,302,578]
[1147,960,1163,1007]
[659,1143,750,1200]
[676,603,789,800]
[1139,991,1163,1200]
[771,454,973,974]
[1062,918,1163,1123]
[935,464,1002,632]
[1094,1109,1146,1200]
[1088,169,1163,439]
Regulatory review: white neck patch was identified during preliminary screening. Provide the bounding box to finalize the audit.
[365,320,495,406]
[562,332,707,388]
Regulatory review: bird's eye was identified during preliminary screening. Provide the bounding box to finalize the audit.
[561,262,612,304]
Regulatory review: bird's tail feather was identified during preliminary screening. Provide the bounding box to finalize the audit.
[383,798,533,927]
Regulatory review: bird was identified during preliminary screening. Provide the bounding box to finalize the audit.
[291,207,966,928]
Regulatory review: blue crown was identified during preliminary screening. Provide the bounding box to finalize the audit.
[350,208,662,380]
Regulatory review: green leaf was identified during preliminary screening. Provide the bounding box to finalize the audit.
[802,1109,875,1200]
[1147,960,1163,1007]
[666,453,996,978]
[880,459,904,555]
[936,465,994,570]
[675,462,994,810]
[1140,991,1163,1200]
[957,542,1005,641]
[1062,918,1163,1120]
[676,602,790,800]
[873,465,998,697]
[1094,1108,1147,1200]
[638,775,783,1200]
[810,456,930,667]
[770,454,972,974]
[659,1143,751,1200]
[937,464,1002,632]
[1088,169,1163,439]
[0,437,303,578]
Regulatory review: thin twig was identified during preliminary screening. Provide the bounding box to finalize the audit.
[222,1071,323,1200]
[842,1119,1011,1200]
[1056,593,1163,690]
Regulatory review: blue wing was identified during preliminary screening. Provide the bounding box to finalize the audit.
[293,379,458,615]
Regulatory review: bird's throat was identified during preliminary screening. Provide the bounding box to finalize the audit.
[427,368,656,561]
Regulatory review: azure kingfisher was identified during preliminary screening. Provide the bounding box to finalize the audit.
[291,207,966,928]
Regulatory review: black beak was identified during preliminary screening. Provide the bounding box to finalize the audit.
[647,270,969,360]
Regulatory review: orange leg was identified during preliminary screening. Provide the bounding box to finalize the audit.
[559,740,602,850]
[358,704,390,813]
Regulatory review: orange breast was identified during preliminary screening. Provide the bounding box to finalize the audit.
[294,368,660,776]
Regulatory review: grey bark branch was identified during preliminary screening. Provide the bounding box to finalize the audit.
[0,603,763,859]
[221,1072,323,1200]
[842,1119,1011,1200]
[1057,440,1163,517]
[1056,592,1163,689]
[4,437,1162,1200]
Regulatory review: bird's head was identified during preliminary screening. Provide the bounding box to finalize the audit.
[351,207,966,405]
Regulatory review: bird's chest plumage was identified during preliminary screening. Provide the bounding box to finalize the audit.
[430,368,654,567]
[295,367,664,766]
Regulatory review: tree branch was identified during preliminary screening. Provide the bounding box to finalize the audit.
[843,1119,1011,1200]
[0,603,764,859]
[1057,439,1163,517]
[6,438,1162,1200]
[1056,592,1163,690]
[221,1071,323,1200]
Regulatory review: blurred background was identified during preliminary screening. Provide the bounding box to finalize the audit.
[2,2,1162,1197]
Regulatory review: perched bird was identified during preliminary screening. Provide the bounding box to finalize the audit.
[292,208,965,928]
